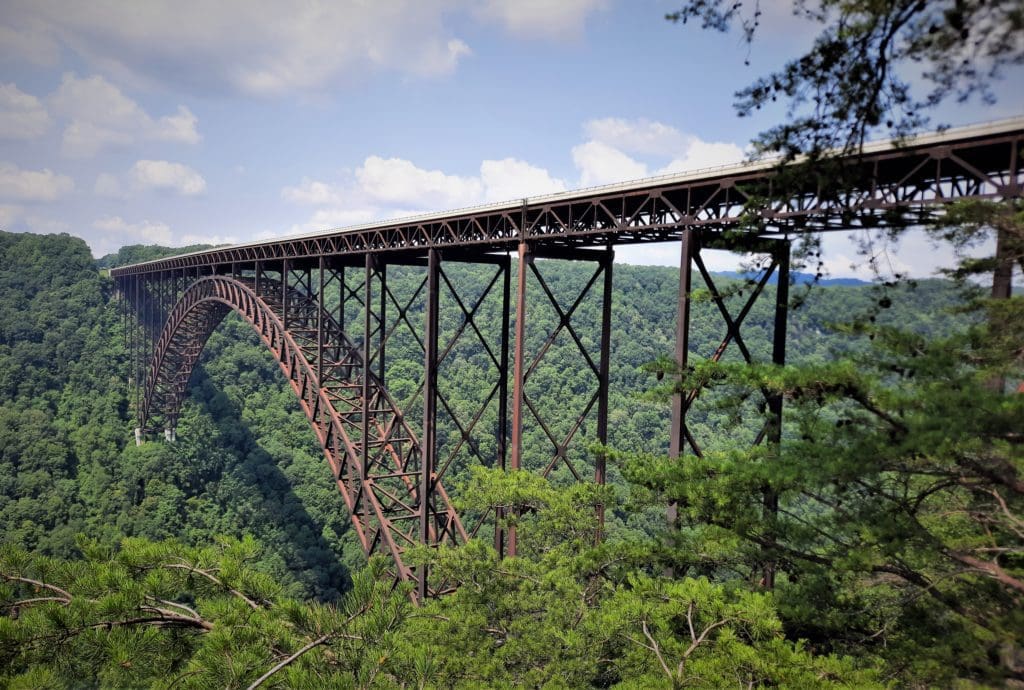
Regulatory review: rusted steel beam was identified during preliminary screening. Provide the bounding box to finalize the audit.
[362,254,373,485]
[763,241,790,590]
[420,248,440,599]
[508,238,529,558]
[669,228,697,467]
[495,254,511,557]
[595,249,613,541]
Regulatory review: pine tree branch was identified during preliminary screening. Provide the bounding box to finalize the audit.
[7,596,71,608]
[140,604,212,629]
[144,596,203,621]
[945,551,1024,594]
[2,575,73,601]
[162,561,260,610]
[681,616,733,666]
[987,488,1024,538]
[246,596,373,689]
[246,633,332,690]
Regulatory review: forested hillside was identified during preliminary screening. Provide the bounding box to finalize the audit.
[1,229,1018,688]
[0,230,960,587]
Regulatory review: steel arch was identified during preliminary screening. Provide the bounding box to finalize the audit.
[140,275,466,598]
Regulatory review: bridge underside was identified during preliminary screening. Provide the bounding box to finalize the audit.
[114,121,1023,599]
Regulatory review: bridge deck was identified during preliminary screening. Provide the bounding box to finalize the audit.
[110,117,1024,277]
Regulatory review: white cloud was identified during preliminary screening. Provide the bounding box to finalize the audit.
[615,243,755,271]
[572,140,648,187]
[481,158,566,201]
[659,140,745,174]
[281,122,740,238]
[281,178,344,205]
[283,155,566,234]
[356,157,484,208]
[49,73,199,156]
[94,172,125,198]
[131,159,206,195]
[156,106,200,144]
[0,83,51,139]
[178,232,239,246]
[583,118,689,156]
[59,120,132,157]
[92,215,173,254]
[1,1,479,97]
[574,118,746,185]
[86,216,235,256]
[0,162,74,201]
[819,251,914,281]
[285,207,380,236]
[477,0,607,38]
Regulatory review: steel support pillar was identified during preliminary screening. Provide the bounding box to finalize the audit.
[495,254,511,557]
[361,254,373,486]
[378,263,387,384]
[420,249,440,599]
[763,240,790,589]
[595,251,613,540]
[668,228,698,527]
[503,242,613,555]
[281,258,289,330]
[508,240,529,557]
[666,230,791,587]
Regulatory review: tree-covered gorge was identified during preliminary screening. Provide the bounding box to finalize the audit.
[0,228,985,687]
[0,231,351,600]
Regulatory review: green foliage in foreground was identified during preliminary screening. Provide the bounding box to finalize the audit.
[0,479,883,689]
[621,304,1024,683]
[0,537,406,689]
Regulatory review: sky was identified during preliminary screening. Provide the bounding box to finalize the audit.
[0,0,1021,277]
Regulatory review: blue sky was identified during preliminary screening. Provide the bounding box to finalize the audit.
[1,1,1021,276]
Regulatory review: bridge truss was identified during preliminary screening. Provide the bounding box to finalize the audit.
[113,119,1023,600]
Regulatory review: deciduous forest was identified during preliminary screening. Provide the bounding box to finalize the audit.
[1,221,1020,687]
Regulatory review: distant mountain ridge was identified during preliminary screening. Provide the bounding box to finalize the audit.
[711,270,869,286]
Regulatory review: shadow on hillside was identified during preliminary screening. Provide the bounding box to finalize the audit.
[183,364,352,602]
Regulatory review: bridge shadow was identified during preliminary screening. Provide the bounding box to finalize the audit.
[178,359,353,602]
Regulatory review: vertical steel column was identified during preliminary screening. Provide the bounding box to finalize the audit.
[144,275,151,381]
[133,276,140,434]
[255,261,262,297]
[143,275,152,442]
[508,239,530,558]
[595,251,614,540]
[763,240,790,589]
[281,258,289,330]
[495,255,512,556]
[342,264,350,335]
[420,249,440,599]
[378,262,387,384]
[155,273,163,336]
[668,228,697,527]
[362,254,373,482]
[318,257,325,384]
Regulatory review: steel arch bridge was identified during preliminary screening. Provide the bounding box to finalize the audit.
[113,118,1024,600]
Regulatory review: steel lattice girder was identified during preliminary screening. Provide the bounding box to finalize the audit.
[110,119,1023,278]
